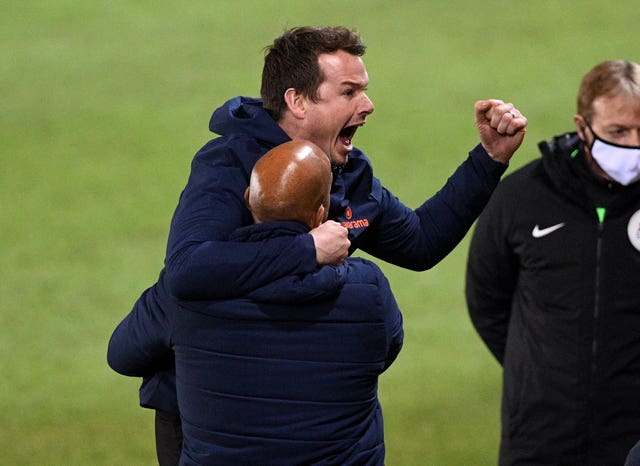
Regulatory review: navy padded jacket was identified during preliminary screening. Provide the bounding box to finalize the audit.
[124,96,506,413]
[108,221,404,466]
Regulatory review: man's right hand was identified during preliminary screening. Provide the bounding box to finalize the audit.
[309,221,350,265]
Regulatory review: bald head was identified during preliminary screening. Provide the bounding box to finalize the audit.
[245,140,332,229]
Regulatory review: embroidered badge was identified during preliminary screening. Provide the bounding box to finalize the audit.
[627,209,640,252]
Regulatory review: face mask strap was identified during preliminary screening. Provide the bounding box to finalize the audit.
[581,117,640,150]
[580,118,599,150]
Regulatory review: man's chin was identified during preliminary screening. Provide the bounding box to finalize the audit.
[331,155,349,167]
[330,148,351,166]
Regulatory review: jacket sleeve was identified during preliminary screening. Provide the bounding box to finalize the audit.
[464,181,518,365]
[359,145,507,270]
[107,288,173,377]
[164,146,317,300]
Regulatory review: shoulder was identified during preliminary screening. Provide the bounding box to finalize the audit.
[193,135,266,166]
[186,135,271,186]
[501,158,542,184]
[491,159,543,201]
[339,258,398,322]
[345,256,381,279]
[475,159,546,231]
[344,257,392,293]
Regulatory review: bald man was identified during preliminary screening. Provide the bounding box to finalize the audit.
[108,140,404,466]
[244,140,332,228]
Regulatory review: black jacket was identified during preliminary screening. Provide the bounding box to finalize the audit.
[466,132,640,465]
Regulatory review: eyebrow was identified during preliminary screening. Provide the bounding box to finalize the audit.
[603,123,631,130]
[340,79,369,88]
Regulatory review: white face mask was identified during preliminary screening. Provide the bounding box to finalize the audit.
[588,129,640,186]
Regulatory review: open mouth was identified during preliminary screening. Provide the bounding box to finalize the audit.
[339,125,359,148]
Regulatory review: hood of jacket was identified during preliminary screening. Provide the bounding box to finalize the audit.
[538,131,640,218]
[209,96,290,147]
[208,96,381,246]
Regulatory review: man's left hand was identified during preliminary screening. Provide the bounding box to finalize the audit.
[474,99,527,164]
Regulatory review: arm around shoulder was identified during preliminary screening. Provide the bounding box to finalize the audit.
[163,148,319,300]
[166,233,318,300]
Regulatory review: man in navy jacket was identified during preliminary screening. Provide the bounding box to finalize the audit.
[120,26,527,463]
[109,140,404,465]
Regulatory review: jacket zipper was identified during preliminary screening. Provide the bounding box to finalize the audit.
[587,207,606,453]
[592,207,606,358]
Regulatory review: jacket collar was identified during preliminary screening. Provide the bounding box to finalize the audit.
[209,97,289,147]
[539,131,640,215]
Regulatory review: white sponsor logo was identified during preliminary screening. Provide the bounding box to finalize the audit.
[532,223,566,238]
[627,210,640,252]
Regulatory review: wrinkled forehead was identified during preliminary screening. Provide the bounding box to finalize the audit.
[590,93,640,125]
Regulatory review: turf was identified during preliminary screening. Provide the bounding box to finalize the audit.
[2,1,636,464]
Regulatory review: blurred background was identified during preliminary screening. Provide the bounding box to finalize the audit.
[1,1,636,464]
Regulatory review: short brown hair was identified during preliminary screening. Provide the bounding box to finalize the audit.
[261,26,366,121]
[577,60,640,120]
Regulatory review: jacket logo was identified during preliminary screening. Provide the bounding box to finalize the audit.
[345,206,353,220]
[532,223,565,238]
[340,207,369,230]
[341,218,370,229]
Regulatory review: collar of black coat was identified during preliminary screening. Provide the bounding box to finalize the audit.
[538,131,640,215]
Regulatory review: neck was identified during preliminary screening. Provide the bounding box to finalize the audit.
[276,113,303,141]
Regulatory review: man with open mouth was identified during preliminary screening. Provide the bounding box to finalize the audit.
[111,25,527,465]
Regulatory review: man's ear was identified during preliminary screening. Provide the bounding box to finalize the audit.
[310,204,326,229]
[244,186,251,210]
[284,88,306,120]
[574,114,588,141]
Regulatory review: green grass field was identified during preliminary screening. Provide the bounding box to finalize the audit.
[2,1,636,464]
